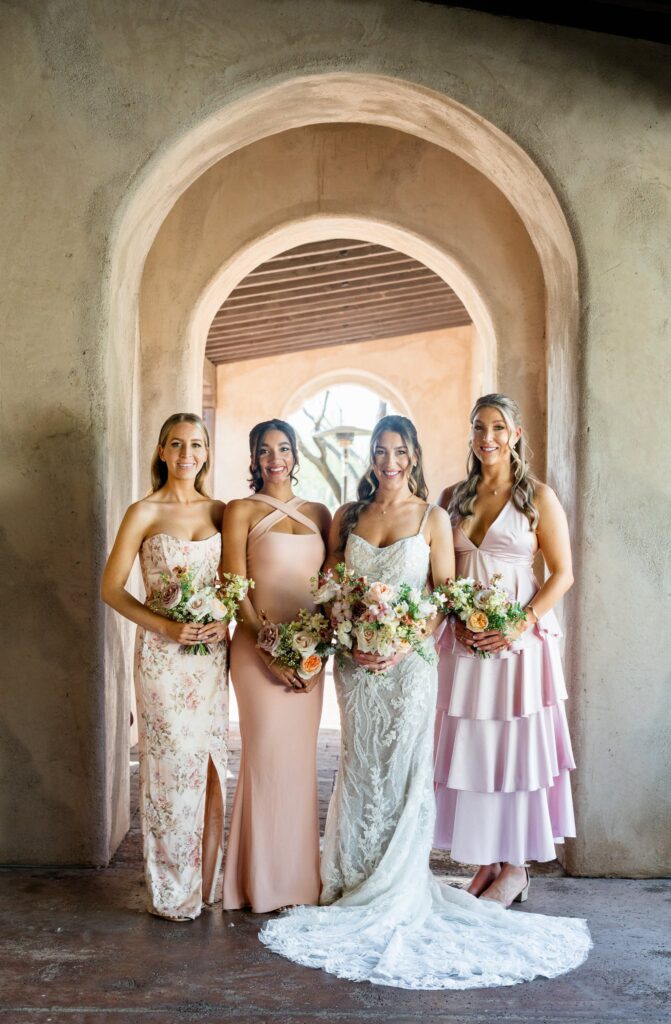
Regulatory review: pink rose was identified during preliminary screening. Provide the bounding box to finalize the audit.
[160,581,182,609]
[354,622,378,653]
[257,623,280,656]
[364,582,395,606]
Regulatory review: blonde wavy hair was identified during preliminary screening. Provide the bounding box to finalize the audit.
[150,413,211,495]
[448,394,539,529]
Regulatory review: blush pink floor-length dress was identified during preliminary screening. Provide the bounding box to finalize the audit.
[433,500,577,866]
[134,533,228,920]
[223,495,325,912]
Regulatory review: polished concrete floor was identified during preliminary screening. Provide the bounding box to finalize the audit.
[1,730,669,1024]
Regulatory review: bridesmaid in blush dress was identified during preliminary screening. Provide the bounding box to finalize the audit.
[433,394,577,907]
[222,419,331,913]
[101,413,229,921]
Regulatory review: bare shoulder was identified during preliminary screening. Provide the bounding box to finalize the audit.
[334,501,355,523]
[301,500,332,529]
[124,497,157,530]
[428,503,452,533]
[328,502,354,538]
[437,483,460,510]
[222,497,257,524]
[534,481,562,512]
[208,498,226,528]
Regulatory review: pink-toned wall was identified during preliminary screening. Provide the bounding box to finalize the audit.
[213,324,480,504]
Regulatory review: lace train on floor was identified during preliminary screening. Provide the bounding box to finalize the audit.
[260,877,591,990]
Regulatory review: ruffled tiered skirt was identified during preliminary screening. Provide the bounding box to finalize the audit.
[434,623,576,865]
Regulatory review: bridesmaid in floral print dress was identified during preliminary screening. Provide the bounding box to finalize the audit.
[101,413,229,921]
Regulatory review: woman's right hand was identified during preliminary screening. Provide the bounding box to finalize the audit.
[454,618,477,649]
[258,650,304,691]
[161,619,204,646]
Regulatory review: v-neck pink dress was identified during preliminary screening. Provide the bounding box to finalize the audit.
[433,500,577,865]
[223,495,325,912]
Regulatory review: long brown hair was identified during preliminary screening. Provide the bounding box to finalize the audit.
[338,415,428,551]
[448,393,538,528]
[150,413,211,494]
[248,419,300,492]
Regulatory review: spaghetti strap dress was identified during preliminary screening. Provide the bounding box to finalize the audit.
[223,495,325,912]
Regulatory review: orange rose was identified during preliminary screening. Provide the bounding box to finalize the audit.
[297,653,322,680]
[467,610,489,632]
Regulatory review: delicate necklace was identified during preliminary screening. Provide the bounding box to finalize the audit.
[483,480,511,497]
[372,497,413,516]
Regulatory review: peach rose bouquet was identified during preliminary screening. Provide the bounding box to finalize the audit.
[256,607,333,682]
[313,564,440,667]
[435,573,526,658]
[148,569,253,655]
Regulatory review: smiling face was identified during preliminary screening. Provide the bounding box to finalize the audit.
[256,428,296,486]
[470,405,520,468]
[372,430,414,493]
[159,422,208,482]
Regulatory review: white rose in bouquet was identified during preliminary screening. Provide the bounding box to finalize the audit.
[313,577,340,603]
[336,619,353,649]
[291,630,319,657]
[186,589,213,620]
[209,597,229,621]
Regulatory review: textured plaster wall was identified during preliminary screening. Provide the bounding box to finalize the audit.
[213,325,478,505]
[1,0,669,872]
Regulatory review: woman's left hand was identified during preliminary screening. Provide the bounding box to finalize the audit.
[354,648,408,674]
[195,621,230,645]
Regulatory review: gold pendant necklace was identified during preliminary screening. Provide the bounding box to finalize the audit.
[375,498,410,516]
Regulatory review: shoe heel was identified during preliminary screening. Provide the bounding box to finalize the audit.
[513,868,530,903]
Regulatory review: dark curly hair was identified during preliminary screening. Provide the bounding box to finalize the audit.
[248,419,300,492]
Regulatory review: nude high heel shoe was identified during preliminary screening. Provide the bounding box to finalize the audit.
[480,865,530,908]
[513,867,531,904]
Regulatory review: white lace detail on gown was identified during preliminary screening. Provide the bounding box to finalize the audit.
[259,528,591,989]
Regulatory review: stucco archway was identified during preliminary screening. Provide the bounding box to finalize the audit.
[103,74,579,865]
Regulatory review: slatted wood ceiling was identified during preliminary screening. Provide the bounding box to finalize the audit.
[205,239,471,364]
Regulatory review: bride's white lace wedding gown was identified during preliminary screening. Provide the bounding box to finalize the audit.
[260,516,591,989]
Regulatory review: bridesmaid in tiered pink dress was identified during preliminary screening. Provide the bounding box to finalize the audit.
[434,394,577,907]
[221,419,331,913]
[102,413,229,921]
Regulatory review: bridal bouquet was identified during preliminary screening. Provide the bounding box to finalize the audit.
[313,563,440,665]
[149,568,254,655]
[436,573,526,658]
[256,608,333,683]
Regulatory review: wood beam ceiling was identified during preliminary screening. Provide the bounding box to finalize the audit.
[205,239,471,364]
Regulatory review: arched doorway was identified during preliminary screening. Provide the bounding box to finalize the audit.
[103,74,579,865]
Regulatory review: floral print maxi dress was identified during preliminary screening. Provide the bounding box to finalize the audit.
[134,533,228,920]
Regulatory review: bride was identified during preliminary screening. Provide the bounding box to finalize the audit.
[260,415,591,989]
